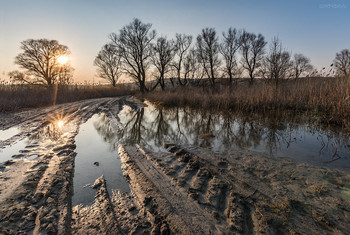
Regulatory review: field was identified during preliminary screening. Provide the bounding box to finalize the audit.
[1,0,349,234]
[0,96,349,234]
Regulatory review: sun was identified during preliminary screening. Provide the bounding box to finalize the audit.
[57,56,68,65]
[57,120,64,128]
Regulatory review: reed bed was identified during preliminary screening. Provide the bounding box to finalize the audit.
[141,77,350,130]
[0,84,134,111]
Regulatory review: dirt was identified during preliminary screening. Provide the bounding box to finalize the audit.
[1,97,350,234]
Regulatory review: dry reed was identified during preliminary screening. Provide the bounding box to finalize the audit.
[0,84,134,112]
[141,77,350,130]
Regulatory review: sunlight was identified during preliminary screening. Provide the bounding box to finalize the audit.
[57,120,64,128]
[57,56,68,65]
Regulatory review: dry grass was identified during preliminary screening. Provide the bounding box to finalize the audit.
[309,184,328,195]
[141,77,350,130]
[0,84,134,112]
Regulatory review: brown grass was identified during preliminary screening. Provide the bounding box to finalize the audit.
[0,84,134,112]
[140,77,350,130]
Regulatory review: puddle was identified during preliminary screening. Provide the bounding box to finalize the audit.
[29,120,74,143]
[0,120,74,163]
[0,126,20,141]
[72,114,130,206]
[0,138,28,163]
[117,102,350,171]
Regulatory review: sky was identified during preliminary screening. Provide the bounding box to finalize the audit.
[0,0,349,83]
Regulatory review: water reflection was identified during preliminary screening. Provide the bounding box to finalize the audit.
[73,114,130,206]
[29,119,72,143]
[0,126,19,141]
[104,102,349,170]
[0,119,73,163]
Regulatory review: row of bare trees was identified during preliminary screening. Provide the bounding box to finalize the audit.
[7,19,349,88]
[94,19,317,91]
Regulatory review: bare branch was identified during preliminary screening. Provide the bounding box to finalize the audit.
[110,18,156,93]
[334,49,350,77]
[94,43,122,87]
[13,39,73,86]
[220,27,242,83]
[196,28,221,86]
[240,31,267,83]
[151,36,175,90]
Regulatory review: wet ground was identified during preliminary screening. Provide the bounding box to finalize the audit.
[0,96,349,234]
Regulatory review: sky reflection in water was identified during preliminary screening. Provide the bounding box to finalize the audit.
[73,114,130,206]
[112,102,350,171]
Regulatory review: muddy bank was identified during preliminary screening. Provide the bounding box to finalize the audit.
[72,143,350,234]
[0,96,141,234]
[1,96,350,234]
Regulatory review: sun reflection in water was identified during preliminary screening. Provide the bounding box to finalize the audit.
[57,120,64,128]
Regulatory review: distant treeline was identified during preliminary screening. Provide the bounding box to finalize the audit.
[6,18,350,93]
[93,18,350,92]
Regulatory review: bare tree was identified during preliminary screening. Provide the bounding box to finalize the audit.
[260,37,292,86]
[110,18,156,93]
[183,48,202,81]
[173,33,193,86]
[334,49,350,77]
[220,27,242,84]
[94,43,121,87]
[196,28,221,86]
[8,70,27,84]
[240,31,267,84]
[292,53,313,79]
[57,65,74,85]
[12,39,73,86]
[151,37,175,90]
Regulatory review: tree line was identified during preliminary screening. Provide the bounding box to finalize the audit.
[9,18,350,91]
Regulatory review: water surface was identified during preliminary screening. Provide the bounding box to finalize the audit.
[72,114,130,206]
[0,138,27,163]
[113,102,350,171]
[0,126,19,141]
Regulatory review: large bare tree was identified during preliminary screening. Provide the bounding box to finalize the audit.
[260,37,292,86]
[151,37,175,90]
[292,53,313,79]
[173,33,193,86]
[110,18,156,93]
[334,49,350,77]
[12,39,72,86]
[240,31,267,84]
[94,43,121,87]
[196,28,221,86]
[220,27,242,84]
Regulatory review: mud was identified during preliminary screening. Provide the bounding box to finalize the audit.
[0,96,141,234]
[0,97,350,234]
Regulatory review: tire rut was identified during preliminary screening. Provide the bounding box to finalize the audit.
[119,144,227,234]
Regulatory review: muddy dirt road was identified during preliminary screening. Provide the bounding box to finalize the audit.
[0,97,350,234]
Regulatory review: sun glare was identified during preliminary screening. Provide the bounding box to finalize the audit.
[57,120,64,128]
[57,56,68,65]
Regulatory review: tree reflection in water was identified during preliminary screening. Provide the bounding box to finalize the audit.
[93,102,350,170]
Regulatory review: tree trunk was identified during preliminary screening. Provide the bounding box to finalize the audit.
[249,71,254,84]
[229,71,233,85]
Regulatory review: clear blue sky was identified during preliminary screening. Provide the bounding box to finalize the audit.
[0,0,349,82]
